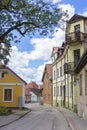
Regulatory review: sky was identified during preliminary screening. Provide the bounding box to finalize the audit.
[8,0,87,84]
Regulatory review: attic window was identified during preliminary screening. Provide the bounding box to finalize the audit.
[0,72,5,78]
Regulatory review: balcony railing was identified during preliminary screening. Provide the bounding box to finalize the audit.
[66,32,86,44]
[64,62,75,74]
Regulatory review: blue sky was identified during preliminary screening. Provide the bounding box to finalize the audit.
[8,0,87,84]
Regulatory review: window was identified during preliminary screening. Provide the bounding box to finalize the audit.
[58,86,61,96]
[70,82,72,97]
[62,65,64,75]
[74,24,80,40]
[55,53,58,60]
[60,66,62,76]
[79,74,82,95]
[74,24,80,32]
[0,72,5,78]
[3,88,13,102]
[58,86,60,96]
[85,71,87,95]
[54,70,56,80]
[74,49,80,66]
[57,68,59,78]
[56,86,59,96]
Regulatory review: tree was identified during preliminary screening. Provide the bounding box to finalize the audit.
[0,0,65,64]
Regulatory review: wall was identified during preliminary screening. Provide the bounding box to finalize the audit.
[0,69,23,108]
[78,64,87,119]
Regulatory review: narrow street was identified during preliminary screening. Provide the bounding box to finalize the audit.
[0,103,71,130]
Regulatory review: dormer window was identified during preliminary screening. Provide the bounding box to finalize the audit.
[55,53,59,60]
[55,53,57,60]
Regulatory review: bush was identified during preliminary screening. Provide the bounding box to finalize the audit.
[0,106,11,115]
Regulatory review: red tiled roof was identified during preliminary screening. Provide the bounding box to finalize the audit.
[26,81,38,89]
[39,84,44,89]
[51,46,64,57]
[42,64,52,81]
[25,82,43,96]
[53,47,64,52]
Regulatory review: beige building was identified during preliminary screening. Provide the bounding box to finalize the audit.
[52,14,87,113]
[75,49,87,119]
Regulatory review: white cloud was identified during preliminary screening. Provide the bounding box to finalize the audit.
[33,64,45,83]
[8,28,65,83]
[9,46,30,68]
[8,3,75,84]
[29,28,65,61]
[58,4,75,19]
[15,67,34,83]
[32,60,52,83]
[80,8,87,16]
[52,0,62,4]
[8,46,35,83]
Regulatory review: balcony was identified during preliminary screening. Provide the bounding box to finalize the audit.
[64,62,75,74]
[66,32,86,44]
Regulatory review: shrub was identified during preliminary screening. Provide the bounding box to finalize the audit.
[0,106,11,115]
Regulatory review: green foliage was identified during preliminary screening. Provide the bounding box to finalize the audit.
[0,106,7,115]
[0,106,11,115]
[0,0,64,64]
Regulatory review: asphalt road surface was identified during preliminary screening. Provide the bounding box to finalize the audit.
[0,103,71,130]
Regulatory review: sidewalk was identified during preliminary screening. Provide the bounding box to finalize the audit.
[57,107,87,130]
[0,108,30,127]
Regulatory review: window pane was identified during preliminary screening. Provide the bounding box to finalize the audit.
[60,67,61,76]
[4,89,12,101]
[74,49,80,66]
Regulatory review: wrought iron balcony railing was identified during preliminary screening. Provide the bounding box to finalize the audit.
[64,62,75,74]
[66,32,86,44]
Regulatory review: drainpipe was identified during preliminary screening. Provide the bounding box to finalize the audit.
[66,45,69,108]
[56,63,58,107]
[60,59,63,107]
[71,75,73,108]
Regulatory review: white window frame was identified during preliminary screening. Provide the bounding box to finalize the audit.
[3,88,13,102]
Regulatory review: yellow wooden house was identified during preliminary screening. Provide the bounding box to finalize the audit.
[0,63,27,108]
